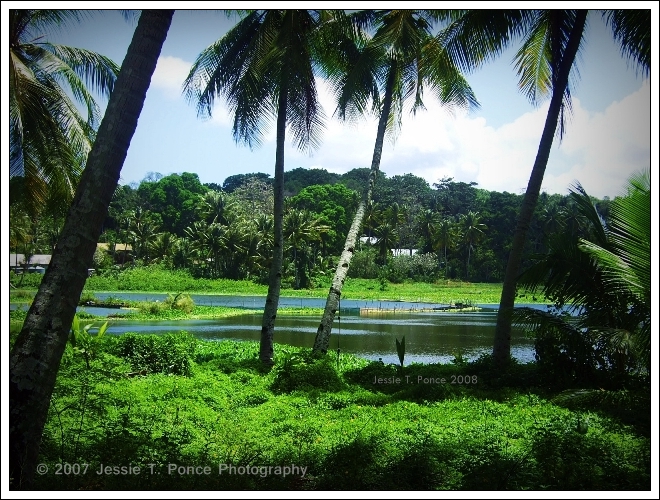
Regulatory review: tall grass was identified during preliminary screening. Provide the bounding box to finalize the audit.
[83,267,508,303]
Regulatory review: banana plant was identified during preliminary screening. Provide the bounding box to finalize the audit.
[69,314,108,369]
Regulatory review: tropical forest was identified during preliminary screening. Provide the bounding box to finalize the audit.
[8,9,652,493]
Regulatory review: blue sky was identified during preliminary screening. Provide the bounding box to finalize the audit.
[7,5,656,199]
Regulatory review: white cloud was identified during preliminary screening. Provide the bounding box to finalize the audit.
[279,77,650,199]
[152,56,235,127]
[151,56,190,97]
[549,80,651,198]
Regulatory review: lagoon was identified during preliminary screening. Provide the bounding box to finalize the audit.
[12,292,543,365]
[91,306,537,365]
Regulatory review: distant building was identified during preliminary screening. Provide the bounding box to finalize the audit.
[10,242,134,276]
[390,248,418,257]
[358,236,418,256]
[9,254,51,274]
[96,242,133,264]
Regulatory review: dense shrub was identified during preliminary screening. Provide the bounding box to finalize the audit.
[9,270,43,288]
[271,351,344,393]
[385,253,441,283]
[111,332,197,376]
[32,339,650,491]
[347,247,380,279]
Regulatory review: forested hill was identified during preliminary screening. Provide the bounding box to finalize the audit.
[10,168,611,284]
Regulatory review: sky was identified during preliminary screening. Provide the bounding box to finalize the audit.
[4,4,656,201]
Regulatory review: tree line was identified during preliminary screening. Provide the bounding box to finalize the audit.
[10,168,614,285]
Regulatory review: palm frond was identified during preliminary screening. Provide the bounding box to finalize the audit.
[602,9,650,77]
[9,9,120,217]
[435,9,535,73]
[421,37,480,113]
[514,14,552,104]
[43,43,120,98]
[568,182,609,247]
[184,9,328,153]
[513,305,580,333]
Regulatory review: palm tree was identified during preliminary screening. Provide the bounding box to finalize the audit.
[9,10,174,489]
[198,189,233,226]
[184,10,339,365]
[186,220,224,278]
[220,223,249,280]
[252,213,275,279]
[9,205,32,258]
[172,236,195,271]
[362,200,381,239]
[417,208,440,254]
[460,210,487,280]
[383,201,406,250]
[284,209,329,288]
[147,231,177,266]
[374,221,398,265]
[9,9,120,219]
[540,204,564,237]
[579,170,650,372]
[432,217,456,277]
[128,207,160,263]
[313,10,479,354]
[515,170,650,379]
[438,9,650,367]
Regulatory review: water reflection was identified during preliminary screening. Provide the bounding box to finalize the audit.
[101,310,535,366]
[11,292,540,365]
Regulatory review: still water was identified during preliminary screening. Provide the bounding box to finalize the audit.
[13,292,541,365]
[94,308,536,366]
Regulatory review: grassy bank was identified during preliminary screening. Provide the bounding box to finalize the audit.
[12,266,528,304]
[29,335,650,491]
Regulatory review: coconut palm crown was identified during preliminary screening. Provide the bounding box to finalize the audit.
[9,9,120,218]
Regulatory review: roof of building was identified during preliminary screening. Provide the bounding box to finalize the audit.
[9,254,52,266]
[97,242,132,252]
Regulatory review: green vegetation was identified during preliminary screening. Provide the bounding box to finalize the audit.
[30,336,649,490]
[8,9,649,491]
[11,266,510,304]
[12,169,613,289]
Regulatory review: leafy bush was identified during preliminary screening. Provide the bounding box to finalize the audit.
[78,291,97,304]
[514,307,641,389]
[347,247,380,279]
[84,264,281,294]
[164,292,195,313]
[271,351,344,393]
[33,339,650,491]
[343,360,397,387]
[529,413,650,489]
[10,289,35,301]
[93,246,113,270]
[316,434,384,489]
[69,315,108,369]
[9,308,28,322]
[385,253,441,283]
[111,332,197,376]
[9,270,43,288]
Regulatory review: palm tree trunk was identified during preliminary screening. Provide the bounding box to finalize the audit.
[8,10,173,489]
[467,244,471,280]
[492,10,587,368]
[313,65,396,355]
[260,80,288,365]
